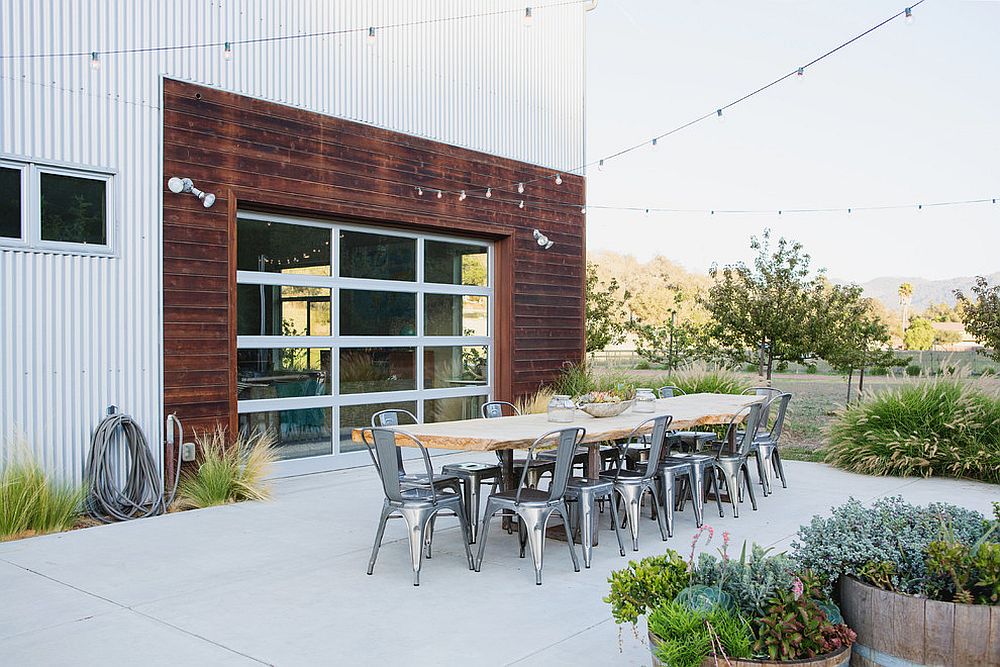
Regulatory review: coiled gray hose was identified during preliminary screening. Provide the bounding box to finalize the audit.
[85,411,182,522]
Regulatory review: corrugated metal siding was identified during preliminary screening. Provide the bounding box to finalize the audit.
[0,0,586,483]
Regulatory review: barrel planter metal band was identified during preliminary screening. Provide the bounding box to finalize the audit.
[648,630,851,667]
[839,575,1000,666]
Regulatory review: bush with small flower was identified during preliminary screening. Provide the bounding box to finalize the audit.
[605,526,855,665]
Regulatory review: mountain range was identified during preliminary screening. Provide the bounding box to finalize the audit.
[851,272,1000,313]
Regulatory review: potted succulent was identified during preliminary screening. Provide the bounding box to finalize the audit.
[794,497,1000,666]
[605,527,855,666]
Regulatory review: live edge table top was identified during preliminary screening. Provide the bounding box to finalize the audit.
[350,393,763,452]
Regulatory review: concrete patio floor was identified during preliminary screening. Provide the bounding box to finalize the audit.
[2,455,996,666]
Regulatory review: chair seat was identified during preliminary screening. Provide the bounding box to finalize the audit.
[599,469,647,483]
[441,462,501,477]
[657,460,691,473]
[393,487,463,506]
[511,457,556,469]
[489,487,554,505]
[400,472,461,488]
[566,477,614,492]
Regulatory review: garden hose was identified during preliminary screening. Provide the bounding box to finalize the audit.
[85,409,182,522]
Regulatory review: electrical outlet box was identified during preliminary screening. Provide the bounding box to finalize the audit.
[181,442,196,462]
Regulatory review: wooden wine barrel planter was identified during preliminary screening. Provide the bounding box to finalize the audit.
[839,575,1000,666]
[648,630,851,667]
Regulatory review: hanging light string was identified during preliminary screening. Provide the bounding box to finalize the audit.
[0,1,588,60]
[430,1,926,202]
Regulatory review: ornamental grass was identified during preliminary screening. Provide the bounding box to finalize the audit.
[824,380,1000,483]
[0,445,82,541]
[175,427,277,509]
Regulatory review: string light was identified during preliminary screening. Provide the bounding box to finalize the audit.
[904,7,914,24]
[796,66,804,79]
[367,27,377,45]
[90,51,100,70]
[416,186,423,196]
[436,189,443,198]
[716,108,724,122]
[224,42,232,60]
[580,206,587,214]
[517,182,525,194]
[485,187,492,198]
[523,7,534,27]
[518,200,525,209]
[459,190,467,201]
[651,138,657,147]
[554,173,562,185]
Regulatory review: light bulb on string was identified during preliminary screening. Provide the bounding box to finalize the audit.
[367,27,377,45]
[580,206,587,215]
[598,159,604,171]
[796,67,804,80]
[523,7,533,27]
[517,182,525,194]
[459,190,467,201]
[485,188,492,199]
[904,7,914,24]
[224,42,233,60]
[436,189,443,199]
[518,200,525,209]
[90,51,101,70]
[416,186,423,196]
[652,138,657,147]
[554,173,562,185]
[716,109,724,122]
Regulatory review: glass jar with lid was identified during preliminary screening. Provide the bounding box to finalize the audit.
[634,388,656,413]
[547,394,576,423]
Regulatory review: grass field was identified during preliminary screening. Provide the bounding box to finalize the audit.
[609,370,1000,462]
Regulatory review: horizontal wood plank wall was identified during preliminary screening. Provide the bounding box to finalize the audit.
[162,79,585,436]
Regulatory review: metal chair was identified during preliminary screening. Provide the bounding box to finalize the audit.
[749,393,791,495]
[370,409,463,496]
[475,427,584,585]
[481,401,556,489]
[600,415,672,551]
[564,473,627,568]
[659,431,726,526]
[657,385,686,398]
[709,402,765,518]
[363,427,474,586]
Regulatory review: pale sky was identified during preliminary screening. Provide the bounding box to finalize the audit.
[584,0,999,283]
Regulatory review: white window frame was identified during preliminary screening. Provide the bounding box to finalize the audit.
[0,155,115,256]
[235,211,494,474]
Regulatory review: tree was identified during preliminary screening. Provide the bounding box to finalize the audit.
[922,301,963,323]
[702,231,827,380]
[898,282,913,331]
[955,276,1000,361]
[903,317,935,350]
[933,328,962,347]
[818,285,899,401]
[584,262,631,353]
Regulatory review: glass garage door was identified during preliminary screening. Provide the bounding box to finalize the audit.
[235,211,492,476]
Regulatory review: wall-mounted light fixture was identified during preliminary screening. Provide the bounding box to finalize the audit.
[532,229,554,250]
[167,177,216,208]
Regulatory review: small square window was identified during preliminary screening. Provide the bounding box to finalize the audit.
[0,166,21,239]
[40,172,108,245]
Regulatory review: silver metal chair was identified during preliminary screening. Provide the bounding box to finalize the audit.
[749,393,791,495]
[658,385,715,452]
[481,401,556,489]
[709,403,765,518]
[363,427,474,586]
[564,473,626,568]
[600,415,672,551]
[370,409,463,495]
[657,385,686,398]
[475,427,584,585]
[659,430,726,526]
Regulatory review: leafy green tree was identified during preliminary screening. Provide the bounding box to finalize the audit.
[923,301,964,323]
[819,285,899,400]
[702,231,826,380]
[585,262,631,353]
[933,328,963,346]
[955,277,1000,361]
[903,318,935,350]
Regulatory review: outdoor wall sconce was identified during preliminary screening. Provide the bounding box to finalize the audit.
[167,177,216,208]
[532,229,554,250]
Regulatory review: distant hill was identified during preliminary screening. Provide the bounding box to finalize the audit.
[851,272,1000,313]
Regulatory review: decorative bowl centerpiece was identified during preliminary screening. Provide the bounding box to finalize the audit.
[576,391,633,418]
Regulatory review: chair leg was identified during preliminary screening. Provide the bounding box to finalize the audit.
[466,478,482,543]
[367,502,393,575]
[647,482,669,542]
[606,492,626,556]
[475,500,497,571]
[773,450,787,488]
[619,486,643,551]
[454,501,476,570]
[519,507,549,585]
[720,467,740,518]
[753,450,770,496]
[660,472,676,538]
[558,501,581,574]
[684,469,702,527]
[577,492,595,568]
[707,467,725,518]
[425,515,435,559]
[742,462,758,511]
[401,508,430,586]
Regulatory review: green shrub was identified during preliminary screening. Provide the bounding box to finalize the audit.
[634,360,651,370]
[792,496,991,595]
[690,543,797,619]
[754,572,856,661]
[806,364,819,375]
[870,366,888,376]
[666,369,751,395]
[647,601,753,667]
[905,364,922,376]
[551,362,595,398]
[604,550,690,625]
[824,380,1000,482]
[925,510,1000,605]
[0,449,82,540]
[176,428,277,509]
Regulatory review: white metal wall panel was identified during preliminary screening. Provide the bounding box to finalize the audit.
[0,1,585,483]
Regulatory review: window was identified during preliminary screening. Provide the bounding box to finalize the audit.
[235,213,492,467]
[0,158,113,252]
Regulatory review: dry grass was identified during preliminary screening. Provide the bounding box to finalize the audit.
[0,444,83,541]
[175,427,277,509]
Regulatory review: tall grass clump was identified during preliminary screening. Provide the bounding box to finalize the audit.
[0,447,82,540]
[515,388,555,415]
[551,362,595,398]
[665,368,751,395]
[176,428,277,509]
[825,380,1000,483]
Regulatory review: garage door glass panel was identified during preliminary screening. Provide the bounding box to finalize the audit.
[237,219,331,275]
[424,240,488,286]
[340,231,416,282]
[340,290,416,336]
[239,408,333,461]
[237,348,331,400]
[339,347,417,394]
[237,285,331,336]
[425,294,488,336]
[424,346,488,389]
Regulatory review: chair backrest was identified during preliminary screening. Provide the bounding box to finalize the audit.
[763,393,792,443]
[719,402,764,459]
[741,386,781,423]
[371,409,418,473]
[362,427,437,504]
[482,401,520,419]
[613,414,673,481]
[657,386,686,398]
[517,427,585,503]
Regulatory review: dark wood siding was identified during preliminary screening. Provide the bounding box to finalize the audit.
[163,78,585,434]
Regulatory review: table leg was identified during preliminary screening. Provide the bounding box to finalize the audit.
[500,450,515,531]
